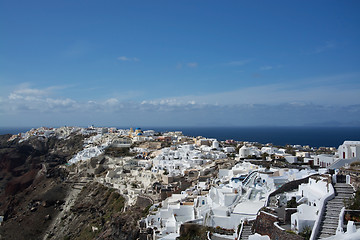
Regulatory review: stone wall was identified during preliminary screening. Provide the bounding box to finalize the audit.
[268,174,318,200]
[252,211,304,240]
[179,223,210,239]
[285,208,297,224]
[339,169,360,190]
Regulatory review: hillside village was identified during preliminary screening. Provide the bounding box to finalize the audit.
[2,126,360,240]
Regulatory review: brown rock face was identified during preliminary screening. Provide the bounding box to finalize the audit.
[0,133,85,239]
[49,182,152,240]
[0,133,152,240]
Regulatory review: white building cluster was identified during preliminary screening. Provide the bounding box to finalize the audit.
[290,176,332,232]
[151,144,226,176]
[146,161,318,239]
[8,127,360,240]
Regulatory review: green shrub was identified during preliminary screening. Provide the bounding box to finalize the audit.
[345,189,360,210]
[299,225,312,240]
[142,205,152,217]
[286,197,298,208]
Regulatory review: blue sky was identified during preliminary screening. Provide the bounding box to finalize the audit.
[1,0,360,127]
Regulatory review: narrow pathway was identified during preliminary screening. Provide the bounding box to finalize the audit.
[242,171,257,188]
[42,177,89,240]
[138,194,155,205]
[317,183,354,239]
[239,222,253,240]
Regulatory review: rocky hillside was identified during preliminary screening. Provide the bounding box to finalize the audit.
[0,134,151,240]
[48,182,151,240]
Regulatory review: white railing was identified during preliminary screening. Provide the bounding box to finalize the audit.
[242,171,258,187]
[274,221,285,231]
[337,207,345,234]
[237,220,244,240]
[207,231,211,240]
[309,183,335,240]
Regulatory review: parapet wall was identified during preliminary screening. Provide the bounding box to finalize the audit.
[252,211,304,240]
[339,169,360,190]
[268,174,317,200]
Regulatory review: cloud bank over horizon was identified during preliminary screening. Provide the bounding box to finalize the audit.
[1,76,359,128]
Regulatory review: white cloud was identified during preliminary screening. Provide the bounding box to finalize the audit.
[176,62,198,69]
[4,73,359,116]
[2,85,78,113]
[62,41,92,58]
[315,41,335,53]
[117,56,140,61]
[104,98,119,105]
[260,65,273,71]
[14,88,47,96]
[226,59,252,66]
[1,73,360,127]
[187,62,198,68]
[117,56,128,61]
[141,99,198,107]
[2,99,359,127]
[1,91,359,127]
[260,65,283,71]
[146,73,360,106]
[45,98,77,109]
[176,63,183,69]
[304,41,336,55]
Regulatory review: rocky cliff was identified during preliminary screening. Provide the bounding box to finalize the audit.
[0,134,150,240]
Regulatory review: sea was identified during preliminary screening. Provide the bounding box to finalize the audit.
[1,126,359,148]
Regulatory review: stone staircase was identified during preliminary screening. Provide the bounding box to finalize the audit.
[240,222,253,240]
[242,171,258,187]
[317,183,354,239]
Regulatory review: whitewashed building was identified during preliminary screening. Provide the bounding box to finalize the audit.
[313,154,336,168]
[338,141,360,159]
[291,177,332,232]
